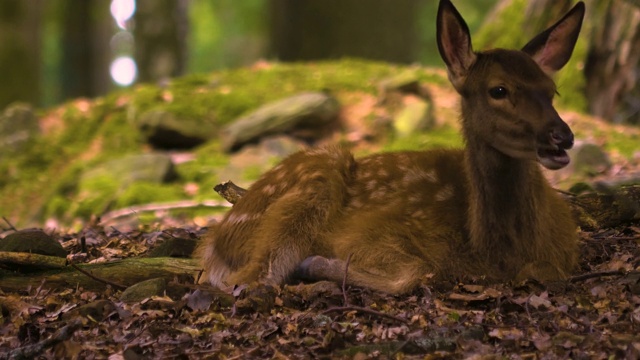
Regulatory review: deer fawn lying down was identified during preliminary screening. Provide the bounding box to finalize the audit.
[199,0,585,294]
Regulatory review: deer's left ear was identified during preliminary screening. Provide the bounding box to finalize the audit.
[521,2,585,75]
[437,0,477,92]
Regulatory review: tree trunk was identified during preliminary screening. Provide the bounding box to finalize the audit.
[268,0,419,63]
[134,0,188,84]
[584,0,640,124]
[0,1,42,108]
[59,0,112,100]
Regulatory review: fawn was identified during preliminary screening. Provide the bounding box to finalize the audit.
[199,0,585,294]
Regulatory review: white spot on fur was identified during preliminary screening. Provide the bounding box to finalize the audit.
[435,184,454,202]
[409,196,422,204]
[371,188,387,200]
[262,184,277,196]
[402,167,438,186]
[227,212,251,224]
[349,198,364,208]
[366,179,379,190]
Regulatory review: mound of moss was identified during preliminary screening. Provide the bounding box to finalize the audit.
[0,59,447,227]
[1,58,635,229]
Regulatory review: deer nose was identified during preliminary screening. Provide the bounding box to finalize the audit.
[549,127,574,149]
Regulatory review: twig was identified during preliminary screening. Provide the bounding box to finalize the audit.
[342,253,353,306]
[70,263,127,290]
[214,181,248,204]
[569,270,626,283]
[99,200,230,224]
[80,236,87,254]
[557,308,595,332]
[322,305,409,324]
[7,319,83,360]
[2,216,17,231]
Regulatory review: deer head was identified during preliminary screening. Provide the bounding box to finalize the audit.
[437,0,585,170]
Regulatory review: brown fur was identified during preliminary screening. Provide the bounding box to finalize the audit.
[197,0,585,294]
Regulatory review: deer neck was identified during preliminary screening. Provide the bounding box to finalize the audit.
[461,113,545,256]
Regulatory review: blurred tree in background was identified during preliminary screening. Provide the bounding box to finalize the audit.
[0,0,638,124]
[268,0,420,63]
[59,0,112,100]
[134,0,188,83]
[585,0,640,124]
[0,1,42,109]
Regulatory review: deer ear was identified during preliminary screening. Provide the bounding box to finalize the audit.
[437,0,476,91]
[521,1,585,75]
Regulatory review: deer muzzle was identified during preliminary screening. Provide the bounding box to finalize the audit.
[537,119,573,170]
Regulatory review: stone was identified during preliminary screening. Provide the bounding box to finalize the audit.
[80,153,176,187]
[136,110,217,149]
[0,103,38,159]
[221,92,339,151]
[393,96,434,137]
[569,142,612,176]
[0,229,67,258]
[120,278,167,303]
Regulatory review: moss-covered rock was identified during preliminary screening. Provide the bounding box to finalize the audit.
[221,92,340,151]
[136,109,217,149]
[68,153,177,218]
[0,229,66,258]
[0,103,38,156]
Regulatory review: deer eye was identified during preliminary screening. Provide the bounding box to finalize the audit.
[488,86,508,99]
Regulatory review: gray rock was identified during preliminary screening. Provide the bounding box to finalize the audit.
[81,153,176,187]
[569,142,612,176]
[222,92,339,151]
[120,278,167,303]
[0,103,38,158]
[393,97,434,137]
[0,229,67,258]
[136,110,217,149]
[378,70,421,97]
[216,136,307,188]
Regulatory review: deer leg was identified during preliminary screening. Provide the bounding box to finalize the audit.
[295,254,428,294]
[229,175,350,286]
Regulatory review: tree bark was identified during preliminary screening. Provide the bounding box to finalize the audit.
[59,0,112,100]
[134,0,188,84]
[584,0,640,124]
[0,1,42,108]
[268,0,419,63]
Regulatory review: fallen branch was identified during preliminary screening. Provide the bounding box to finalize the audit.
[214,181,248,205]
[569,269,626,283]
[70,263,127,290]
[0,257,199,293]
[7,319,83,360]
[2,216,17,231]
[0,251,66,270]
[99,200,230,225]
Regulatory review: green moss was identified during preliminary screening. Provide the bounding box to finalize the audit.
[72,174,120,219]
[116,182,185,208]
[383,126,463,152]
[605,131,640,158]
[241,165,265,182]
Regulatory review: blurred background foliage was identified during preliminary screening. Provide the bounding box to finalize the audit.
[1,0,639,123]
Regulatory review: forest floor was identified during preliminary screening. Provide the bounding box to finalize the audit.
[1,217,640,359]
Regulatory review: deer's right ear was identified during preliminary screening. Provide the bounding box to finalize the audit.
[437,0,476,91]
